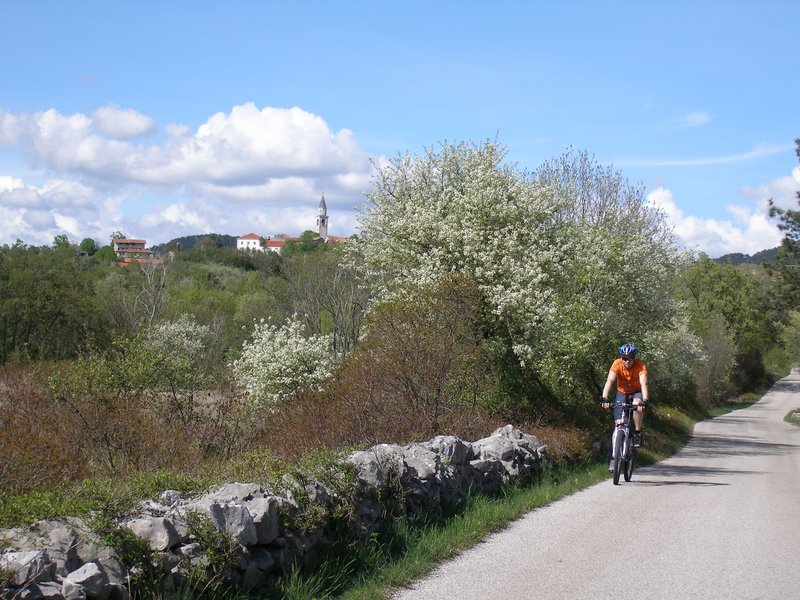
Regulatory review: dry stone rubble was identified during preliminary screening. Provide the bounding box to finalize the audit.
[1,425,545,599]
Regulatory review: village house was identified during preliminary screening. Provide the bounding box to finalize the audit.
[112,238,164,266]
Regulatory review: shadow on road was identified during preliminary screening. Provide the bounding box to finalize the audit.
[633,479,728,487]
[630,462,752,487]
[769,378,800,394]
[640,462,755,478]
[681,432,799,458]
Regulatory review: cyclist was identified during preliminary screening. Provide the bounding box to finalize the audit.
[601,343,649,467]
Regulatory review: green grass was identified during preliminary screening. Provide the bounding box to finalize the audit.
[0,470,211,529]
[336,464,610,600]
[706,391,762,418]
[785,409,800,428]
[271,462,611,600]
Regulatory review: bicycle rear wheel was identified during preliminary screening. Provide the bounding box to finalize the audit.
[612,429,623,485]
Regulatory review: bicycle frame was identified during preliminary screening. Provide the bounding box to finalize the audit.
[610,398,639,485]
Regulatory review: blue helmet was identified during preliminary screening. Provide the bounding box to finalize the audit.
[619,342,637,358]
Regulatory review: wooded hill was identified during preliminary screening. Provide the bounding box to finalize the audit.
[716,246,779,265]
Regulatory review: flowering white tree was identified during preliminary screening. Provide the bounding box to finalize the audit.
[136,315,217,424]
[146,315,211,374]
[349,140,567,349]
[231,315,336,408]
[349,140,695,400]
[528,148,694,394]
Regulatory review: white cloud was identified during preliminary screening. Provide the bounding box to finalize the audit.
[0,175,24,190]
[0,103,373,188]
[672,111,712,129]
[740,166,800,211]
[91,105,157,140]
[0,110,22,148]
[0,103,378,246]
[140,203,210,231]
[0,175,126,246]
[646,187,782,257]
[617,143,792,168]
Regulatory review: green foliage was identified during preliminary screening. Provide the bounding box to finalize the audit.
[766,139,800,310]
[93,245,117,262]
[274,452,361,536]
[79,237,98,255]
[183,509,241,595]
[677,255,779,396]
[283,250,368,355]
[174,244,281,273]
[0,242,112,362]
[92,512,163,596]
[281,230,327,256]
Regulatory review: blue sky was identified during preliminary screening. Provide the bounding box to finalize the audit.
[1,1,798,256]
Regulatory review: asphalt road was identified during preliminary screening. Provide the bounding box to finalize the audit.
[392,371,800,600]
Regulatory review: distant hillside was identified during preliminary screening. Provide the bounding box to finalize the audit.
[715,246,779,266]
[150,234,237,252]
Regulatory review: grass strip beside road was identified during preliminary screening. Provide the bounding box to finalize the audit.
[321,404,700,600]
[320,463,611,600]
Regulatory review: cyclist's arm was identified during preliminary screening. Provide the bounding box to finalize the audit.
[639,372,649,403]
[602,370,616,400]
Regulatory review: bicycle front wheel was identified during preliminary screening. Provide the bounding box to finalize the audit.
[624,447,635,482]
[612,429,623,485]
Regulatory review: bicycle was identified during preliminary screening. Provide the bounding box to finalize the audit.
[605,396,647,485]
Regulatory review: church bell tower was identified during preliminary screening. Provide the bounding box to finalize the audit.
[317,195,329,239]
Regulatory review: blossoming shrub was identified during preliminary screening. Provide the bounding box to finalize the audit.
[231,316,337,408]
[349,140,696,406]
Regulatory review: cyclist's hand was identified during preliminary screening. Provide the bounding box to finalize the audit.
[600,397,611,409]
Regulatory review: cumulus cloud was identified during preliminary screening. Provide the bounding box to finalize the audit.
[0,103,378,246]
[740,166,800,211]
[0,175,126,246]
[0,103,373,190]
[0,175,24,191]
[0,110,22,149]
[91,105,156,139]
[646,187,782,257]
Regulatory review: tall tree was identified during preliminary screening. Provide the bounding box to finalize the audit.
[767,138,800,307]
[79,238,98,256]
[678,255,775,395]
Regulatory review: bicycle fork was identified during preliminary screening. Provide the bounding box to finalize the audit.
[611,425,627,460]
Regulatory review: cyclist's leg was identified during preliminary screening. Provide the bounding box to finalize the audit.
[630,391,644,430]
[613,391,626,423]
[630,391,644,446]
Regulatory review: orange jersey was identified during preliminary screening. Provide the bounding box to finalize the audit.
[610,358,647,394]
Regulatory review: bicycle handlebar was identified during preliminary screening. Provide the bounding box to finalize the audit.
[599,400,648,409]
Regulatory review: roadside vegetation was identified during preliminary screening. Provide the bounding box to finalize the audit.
[2,139,799,598]
[785,409,800,427]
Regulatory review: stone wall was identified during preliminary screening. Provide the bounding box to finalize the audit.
[1,425,546,599]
